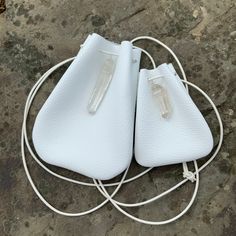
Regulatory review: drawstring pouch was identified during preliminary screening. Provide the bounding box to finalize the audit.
[135,63,213,167]
[32,33,141,180]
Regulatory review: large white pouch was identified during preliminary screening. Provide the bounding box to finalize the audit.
[135,63,213,167]
[32,33,141,180]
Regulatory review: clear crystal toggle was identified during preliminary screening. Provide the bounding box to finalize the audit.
[148,76,172,119]
[88,55,117,114]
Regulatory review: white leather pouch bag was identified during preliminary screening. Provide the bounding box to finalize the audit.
[32,33,141,180]
[135,63,213,167]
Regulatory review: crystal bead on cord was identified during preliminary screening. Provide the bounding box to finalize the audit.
[148,76,172,119]
[88,55,117,114]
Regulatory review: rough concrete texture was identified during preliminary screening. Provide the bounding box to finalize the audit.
[0,0,236,235]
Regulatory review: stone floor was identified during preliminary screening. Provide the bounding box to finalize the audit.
[0,0,236,235]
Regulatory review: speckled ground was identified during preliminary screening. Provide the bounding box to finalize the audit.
[0,0,236,235]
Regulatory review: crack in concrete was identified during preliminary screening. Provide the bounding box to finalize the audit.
[114,7,146,25]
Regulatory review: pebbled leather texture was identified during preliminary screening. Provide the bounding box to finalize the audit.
[135,63,214,167]
[32,33,141,180]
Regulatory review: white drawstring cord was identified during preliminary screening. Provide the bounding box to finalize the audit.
[21,36,223,223]
[93,79,223,225]
[182,162,196,182]
[92,37,223,225]
[95,159,199,225]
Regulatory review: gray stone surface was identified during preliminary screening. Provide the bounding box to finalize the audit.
[0,0,236,235]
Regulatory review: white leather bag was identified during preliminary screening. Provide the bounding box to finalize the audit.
[32,33,141,180]
[135,63,213,167]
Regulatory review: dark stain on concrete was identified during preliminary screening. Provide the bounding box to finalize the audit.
[40,0,51,8]
[47,45,54,50]
[0,159,16,192]
[217,159,232,174]
[17,4,30,17]
[26,14,44,25]
[51,17,56,23]
[13,20,21,26]
[29,4,35,10]
[0,33,52,79]
[61,20,67,28]
[35,14,44,22]
[0,0,6,14]
[24,221,30,228]
[232,182,236,204]
[221,208,236,236]
[202,210,211,224]
[26,15,36,25]
[91,15,106,27]
[191,228,198,234]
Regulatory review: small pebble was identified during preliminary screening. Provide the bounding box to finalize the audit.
[229,31,236,38]
[193,9,199,18]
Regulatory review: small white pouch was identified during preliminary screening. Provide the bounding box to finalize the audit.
[32,33,141,180]
[135,63,213,167]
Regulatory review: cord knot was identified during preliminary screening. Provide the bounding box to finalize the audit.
[183,171,196,182]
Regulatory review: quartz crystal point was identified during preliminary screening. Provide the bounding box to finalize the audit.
[148,76,172,119]
[88,55,117,114]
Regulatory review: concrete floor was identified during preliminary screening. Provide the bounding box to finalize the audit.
[0,0,236,235]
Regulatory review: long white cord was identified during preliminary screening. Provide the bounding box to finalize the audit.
[95,159,199,225]
[93,79,223,225]
[21,36,223,223]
